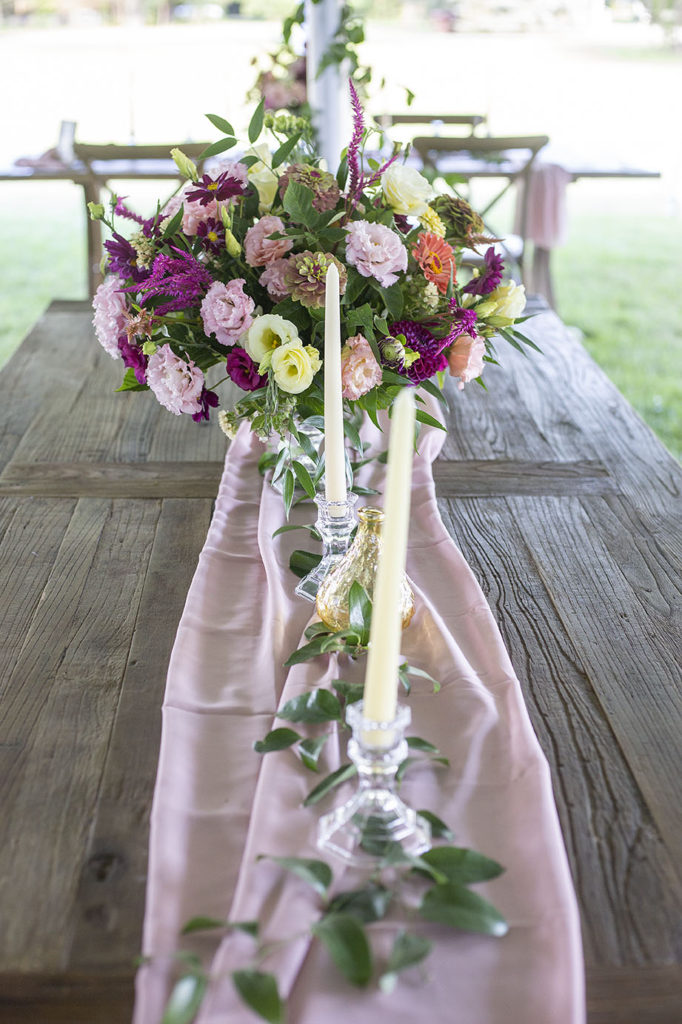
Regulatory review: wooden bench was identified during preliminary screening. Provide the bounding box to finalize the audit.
[0,300,680,1023]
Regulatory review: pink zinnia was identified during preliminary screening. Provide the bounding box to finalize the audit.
[92,275,128,358]
[146,343,204,416]
[345,220,408,288]
[259,257,291,301]
[340,334,382,400]
[244,215,293,268]
[448,335,486,390]
[200,279,255,346]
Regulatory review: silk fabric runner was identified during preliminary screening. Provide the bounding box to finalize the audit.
[134,407,585,1024]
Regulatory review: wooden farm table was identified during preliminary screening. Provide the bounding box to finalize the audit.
[0,300,680,1023]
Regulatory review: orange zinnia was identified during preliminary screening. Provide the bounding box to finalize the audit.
[412,232,456,294]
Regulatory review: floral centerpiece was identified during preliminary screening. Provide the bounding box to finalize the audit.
[91,84,535,501]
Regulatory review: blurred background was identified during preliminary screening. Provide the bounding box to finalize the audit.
[1,0,680,456]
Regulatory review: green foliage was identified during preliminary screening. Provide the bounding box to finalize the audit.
[161,973,207,1024]
[277,689,342,723]
[327,883,392,923]
[312,913,373,987]
[380,931,432,994]
[418,882,508,937]
[232,970,283,1024]
[262,855,333,898]
[302,762,357,806]
[254,728,302,753]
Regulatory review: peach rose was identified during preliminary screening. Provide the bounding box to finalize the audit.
[448,336,486,390]
[340,334,382,400]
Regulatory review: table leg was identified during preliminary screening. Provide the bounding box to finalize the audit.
[532,246,556,310]
[81,180,103,298]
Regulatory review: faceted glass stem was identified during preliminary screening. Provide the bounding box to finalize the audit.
[317,702,431,865]
[295,494,358,602]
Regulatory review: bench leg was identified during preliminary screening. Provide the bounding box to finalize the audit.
[532,246,556,310]
[81,181,103,298]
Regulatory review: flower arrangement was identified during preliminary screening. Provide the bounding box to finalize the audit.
[91,85,535,490]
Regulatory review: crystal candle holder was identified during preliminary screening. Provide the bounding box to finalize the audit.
[317,701,431,865]
[295,493,358,602]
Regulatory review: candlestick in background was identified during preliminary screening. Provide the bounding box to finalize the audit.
[363,389,416,731]
[323,263,347,514]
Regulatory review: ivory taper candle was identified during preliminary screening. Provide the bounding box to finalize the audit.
[363,389,416,733]
[324,263,346,513]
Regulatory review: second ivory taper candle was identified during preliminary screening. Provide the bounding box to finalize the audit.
[362,388,416,727]
[323,263,346,514]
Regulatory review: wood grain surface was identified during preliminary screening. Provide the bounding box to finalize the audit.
[0,300,680,1023]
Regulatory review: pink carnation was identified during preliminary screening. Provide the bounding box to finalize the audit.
[259,257,291,300]
[245,215,293,268]
[92,275,128,358]
[200,279,255,346]
[146,343,204,416]
[345,220,408,288]
[183,196,218,235]
[341,334,382,400]
[448,335,486,390]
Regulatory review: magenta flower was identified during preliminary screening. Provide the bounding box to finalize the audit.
[146,343,204,416]
[185,169,247,207]
[191,387,220,422]
[462,247,505,296]
[104,232,148,283]
[118,336,147,384]
[200,279,255,346]
[447,303,478,339]
[345,220,407,287]
[226,347,266,392]
[196,217,225,254]
[134,248,213,314]
[390,319,448,385]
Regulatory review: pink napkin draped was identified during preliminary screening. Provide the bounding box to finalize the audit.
[134,404,585,1024]
[516,162,574,250]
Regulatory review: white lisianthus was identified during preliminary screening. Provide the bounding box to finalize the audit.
[482,281,527,326]
[247,143,279,212]
[271,339,322,394]
[381,164,432,217]
[245,314,299,363]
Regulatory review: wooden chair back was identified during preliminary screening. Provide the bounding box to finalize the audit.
[378,113,486,136]
[73,142,211,164]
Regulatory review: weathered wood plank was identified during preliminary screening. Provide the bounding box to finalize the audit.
[585,965,682,1024]
[0,971,134,1024]
[439,496,682,968]
[507,494,682,865]
[70,498,214,970]
[432,458,616,496]
[0,498,160,971]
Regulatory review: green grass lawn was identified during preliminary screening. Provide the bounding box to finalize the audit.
[1,181,680,461]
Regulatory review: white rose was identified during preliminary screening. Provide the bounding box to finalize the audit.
[245,314,299,363]
[247,143,279,212]
[484,281,526,326]
[381,163,432,217]
[271,338,321,394]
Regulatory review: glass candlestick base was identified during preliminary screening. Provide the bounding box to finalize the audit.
[317,702,431,866]
[295,494,358,603]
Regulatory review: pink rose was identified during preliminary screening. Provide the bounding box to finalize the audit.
[345,220,408,288]
[259,257,291,300]
[340,334,382,400]
[146,343,204,416]
[244,215,293,268]
[92,275,128,358]
[200,279,255,346]
[448,335,486,390]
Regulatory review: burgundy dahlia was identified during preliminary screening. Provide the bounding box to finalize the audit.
[226,348,266,392]
[390,319,448,385]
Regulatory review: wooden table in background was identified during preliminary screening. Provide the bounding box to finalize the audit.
[0,300,680,1023]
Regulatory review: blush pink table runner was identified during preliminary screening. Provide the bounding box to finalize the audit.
[134,406,585,1024]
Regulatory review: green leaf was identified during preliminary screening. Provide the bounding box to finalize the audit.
[401,662,441,693]
[312,913,373,987]
[416,810,454,842]
[303,762,357,806]
[298,734,329,772]
[418,377,447,407]
[332,679,365,704]
[380,931,432,993]
[343,416,363,453]
[116,368,149,392]
[305,620,333,640]
[205,113,234,136]
[272,523,319,539]
[343,268,368,307]
[416,846,504,885]
[418,883,508,937]
[262,855,333,898]
[277,689,342,723]
[181,917,258,937]
[282,468,295,519]
[248,98,266,144]
[375,281,403,319]
[271,133,302,169]
[258,451,279,475]
[232,969,283,1024]
[327,883,392,923]
[289,549,322,579]
[254,728,301,754]
[406,736,440,754]
[161,973,207,1024]
[291,460,316,499]
[198,137,237,160]
[162,205,184,239]
[348,581,372,646]
[282,179,321,230]
[415,407,447,431]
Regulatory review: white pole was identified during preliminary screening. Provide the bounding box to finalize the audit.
[305,0,350,172]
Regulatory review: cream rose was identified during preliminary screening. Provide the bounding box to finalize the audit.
[382,163,432,217]
[271,339,321,394]
[245,314,299,364]
[480,281,527,326]
[247,143,279,212]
